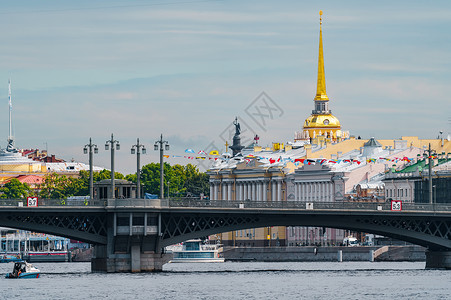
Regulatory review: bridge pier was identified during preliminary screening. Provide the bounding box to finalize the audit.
[91,212,172,273]
[425,251,451,269]
[92,245,171,273]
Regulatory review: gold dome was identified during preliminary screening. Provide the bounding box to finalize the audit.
[303,114,341,129]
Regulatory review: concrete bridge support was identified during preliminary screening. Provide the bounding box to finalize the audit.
[92,247,171,273]
[425,251,451,269]
[91,212,171,272]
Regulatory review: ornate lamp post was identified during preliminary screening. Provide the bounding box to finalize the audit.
[105,134,120,199]
[83,138,98,200]
[154,134,169,199]
[131,138,146,199]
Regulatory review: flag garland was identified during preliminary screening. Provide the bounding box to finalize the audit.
[161,150,419,166]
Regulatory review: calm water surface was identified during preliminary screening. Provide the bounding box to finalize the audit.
[0,261,450,299]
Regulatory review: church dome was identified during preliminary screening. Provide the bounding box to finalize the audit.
[303,114,341,129]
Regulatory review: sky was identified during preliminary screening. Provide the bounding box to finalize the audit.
[1,0,450,175]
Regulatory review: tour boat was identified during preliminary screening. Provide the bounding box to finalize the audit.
[5,261,40,279]
[169,239,224,263]
[0,253,22,263]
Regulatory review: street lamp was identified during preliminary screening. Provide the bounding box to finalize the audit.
[131,138,146,199]
[154,134,169,199]
[423,143,437,204]
[105,134,120,199]
[83,138,98,200]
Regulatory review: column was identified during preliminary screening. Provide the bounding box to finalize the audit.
[222,183,226,200]
[263,181,267,202]
[252,182,256,200]
[319,182,323,201]
[295,183,298,201]
[303,183,306,201]
[255,182,259,201]
[240,183,244,201]
[325,183,329,202]
[210,184,214,201]
[227,183,232,201]
[317,183,320,201]
[300,183,303,201]
[259,182,263,201]
[271,180,276,201]
[277,181,281,202]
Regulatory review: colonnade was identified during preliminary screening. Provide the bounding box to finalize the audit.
[209,179,283,201]
[293,181,334,202]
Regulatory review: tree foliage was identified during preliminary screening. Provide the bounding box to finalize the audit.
[0,178,31,199]
[135,163,209,197]
[1,163,208,199]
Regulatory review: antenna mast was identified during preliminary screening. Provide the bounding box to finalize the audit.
[7,79,15,152]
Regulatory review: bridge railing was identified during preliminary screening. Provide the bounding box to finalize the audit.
[0,198,106,207]
[1,198,451,212]
[166,198,451,212]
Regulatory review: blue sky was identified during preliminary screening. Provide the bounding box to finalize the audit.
[1,1,450,174]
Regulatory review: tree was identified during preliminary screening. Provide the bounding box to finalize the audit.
[0,178,30,199]
[38,173,72,199]
[138,163,209,198]
[183,165,209,197]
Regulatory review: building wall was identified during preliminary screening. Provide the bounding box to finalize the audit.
[414,176,451,203]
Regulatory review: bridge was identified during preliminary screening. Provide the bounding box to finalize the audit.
[1,198,450,272]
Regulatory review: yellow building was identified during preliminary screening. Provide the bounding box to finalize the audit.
[0,151,47,185]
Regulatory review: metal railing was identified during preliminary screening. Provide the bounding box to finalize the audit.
[1,198,450,212]
[166,199,451,212]
[0,199,106,207]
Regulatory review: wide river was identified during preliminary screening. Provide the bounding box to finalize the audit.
[0,261,450,299]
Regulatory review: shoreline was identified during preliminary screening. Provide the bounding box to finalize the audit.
[223,245,426,262]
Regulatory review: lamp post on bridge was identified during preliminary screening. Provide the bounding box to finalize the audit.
[154,134,169,199]
[131,138,146,199]
[105,134,120,199]
[423,143,437,204]
[83,138,98,200]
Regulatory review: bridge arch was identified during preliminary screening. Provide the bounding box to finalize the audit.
[160,211,451,251]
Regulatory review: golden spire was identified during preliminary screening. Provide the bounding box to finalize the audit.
[315,10,329,101]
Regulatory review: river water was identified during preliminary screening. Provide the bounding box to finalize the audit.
[0,261,450,299]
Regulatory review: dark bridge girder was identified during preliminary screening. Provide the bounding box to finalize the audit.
[159,211,451,251]
[0,211,108,244]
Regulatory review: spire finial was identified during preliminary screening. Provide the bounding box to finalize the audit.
[314,10,329,101]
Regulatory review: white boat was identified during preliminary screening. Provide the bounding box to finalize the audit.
[5,261,40,279]
[168,239,224,263]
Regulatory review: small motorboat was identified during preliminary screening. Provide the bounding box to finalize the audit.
[5,261,40,279]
